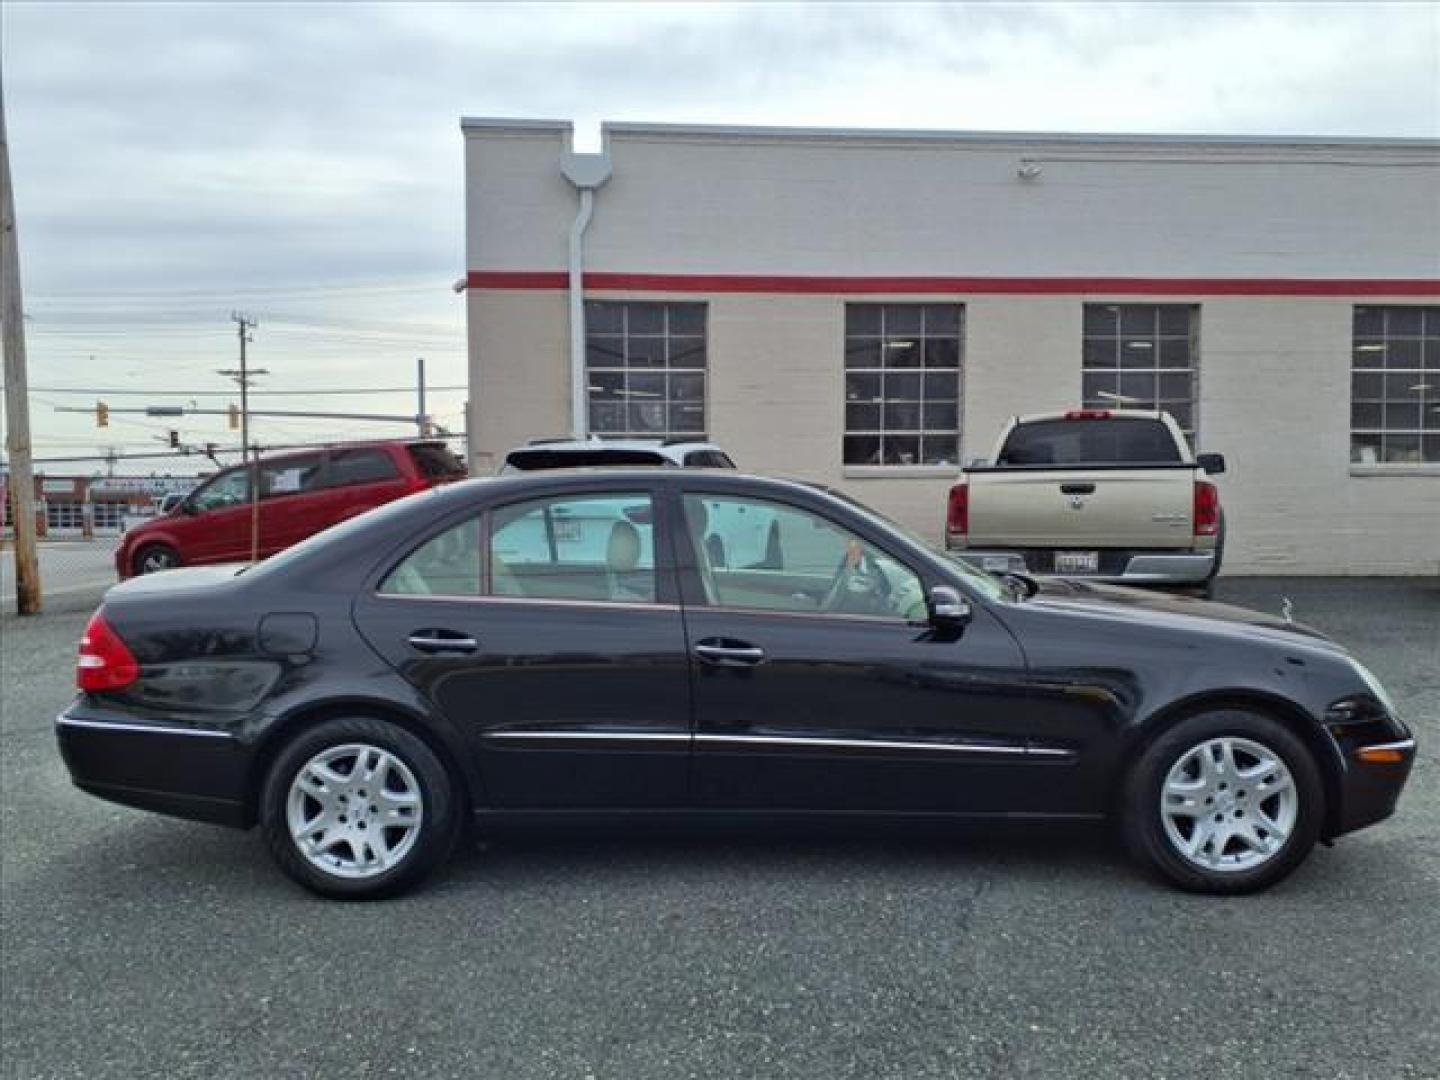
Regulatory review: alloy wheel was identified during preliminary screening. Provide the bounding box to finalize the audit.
[1159,736,1298,873]
[285,743,424,880]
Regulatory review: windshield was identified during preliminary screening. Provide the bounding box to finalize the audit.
[814,486,1007,602]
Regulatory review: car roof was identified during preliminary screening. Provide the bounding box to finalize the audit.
[510,438,725,457]
[1015,409,1165,423]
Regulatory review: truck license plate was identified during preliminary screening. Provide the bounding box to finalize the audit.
[1055,550,1099,574]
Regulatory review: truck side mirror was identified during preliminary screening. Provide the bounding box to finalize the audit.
[1197,453,1226,476]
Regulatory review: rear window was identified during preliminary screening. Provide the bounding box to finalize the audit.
[682,450,735,469]
[407,442,467,480]
[997,418,1183,466]
[326,447,401,488]
[502,449,670,471]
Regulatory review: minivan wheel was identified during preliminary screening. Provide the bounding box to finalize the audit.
[260,717,460,900]
[133,544,180,575]
[1122,709,1323,894]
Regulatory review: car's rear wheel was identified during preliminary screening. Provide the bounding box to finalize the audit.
[133,544,180,575]
[1122,709,1323,894]
[260,717,460,900]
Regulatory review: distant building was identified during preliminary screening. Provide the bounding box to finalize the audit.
[1,473,199,536]
[461,119,1439,574]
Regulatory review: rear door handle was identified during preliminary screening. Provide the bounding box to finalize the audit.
[1060,483,1096,495]
[407,630,479,654]
[694,640,766,666]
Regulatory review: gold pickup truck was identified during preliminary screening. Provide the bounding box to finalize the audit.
[946,409,1227,594]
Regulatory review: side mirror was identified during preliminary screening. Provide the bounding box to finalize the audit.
[928,585,972,628]
[1197,452,1226,476]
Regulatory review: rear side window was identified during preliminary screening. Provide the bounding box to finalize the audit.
[327,448,401,488]
[996,419,1182,466]
[379,518,483,597]
[503,449,669,471]
[490,493,657,603]
[682,450,735,468]
[407,443,467,480]
[260,453,326,499]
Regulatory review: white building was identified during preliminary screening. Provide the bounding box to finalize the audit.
[462,118,1440,575]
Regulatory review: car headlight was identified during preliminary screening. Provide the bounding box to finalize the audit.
[1350,659,1399,719]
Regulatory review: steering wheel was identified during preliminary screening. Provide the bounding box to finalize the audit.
[819,541,892,615]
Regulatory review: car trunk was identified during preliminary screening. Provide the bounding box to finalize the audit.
[966,468,1195,548]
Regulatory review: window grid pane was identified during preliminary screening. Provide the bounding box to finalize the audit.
[844,304,963,466]
[1350,305,1440,466]
[1082,303,1199,444]
[585,302,707,438]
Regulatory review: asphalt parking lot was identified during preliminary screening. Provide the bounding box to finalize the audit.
[2,577,1436,1080]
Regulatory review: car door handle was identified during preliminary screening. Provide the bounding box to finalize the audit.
[694,641,766,666]
[407,630,479,654]
[1060,483,1096,495]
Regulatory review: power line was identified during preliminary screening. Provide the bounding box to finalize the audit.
[27,384,467,396]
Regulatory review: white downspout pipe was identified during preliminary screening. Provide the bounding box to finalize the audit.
[567,187,596,439]
[561,143,613,440]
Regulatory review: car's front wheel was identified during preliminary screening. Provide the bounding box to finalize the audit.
[133,543,180,575]
[1122,709,1323,894]
[260,717,460,900]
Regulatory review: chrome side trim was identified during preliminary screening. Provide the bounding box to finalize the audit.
[696,733,1073,758]
[56,715,235,740]
[483,730,691,744]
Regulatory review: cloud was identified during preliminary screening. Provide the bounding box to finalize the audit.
[3,1,1436,458]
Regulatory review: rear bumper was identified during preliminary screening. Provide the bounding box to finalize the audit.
[56,708,251,827]
[949,547,1216,585]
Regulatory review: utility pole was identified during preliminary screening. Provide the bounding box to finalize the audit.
[416,357,428,436]
[0,71,41,613]
[218,313,265,564]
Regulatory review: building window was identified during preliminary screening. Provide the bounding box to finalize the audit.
[585,302,706,437]
[1082,304,1199,440]
[1351,306,1440,465]
[844,304,963,466]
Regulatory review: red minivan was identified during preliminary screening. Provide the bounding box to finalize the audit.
[115,440,466,578]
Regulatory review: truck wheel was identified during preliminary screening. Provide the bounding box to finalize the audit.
[1122,709,1323,894]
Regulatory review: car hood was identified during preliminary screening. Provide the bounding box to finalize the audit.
[1022,578,1338,649]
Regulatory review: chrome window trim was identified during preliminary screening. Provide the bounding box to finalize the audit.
[374,593,681,613]
[56,715,235,740]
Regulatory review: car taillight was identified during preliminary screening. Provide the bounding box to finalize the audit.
[1063,409,1112,420]
[947,483,969,535]
[1193,480,1220,537]
[77,613,140,692]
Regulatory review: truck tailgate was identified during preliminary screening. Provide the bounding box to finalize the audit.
[967,468,1194,548]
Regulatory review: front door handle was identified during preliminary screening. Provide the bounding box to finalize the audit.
[1060,482,1096,495]
[407,629,479,655]
[694,640,766,666]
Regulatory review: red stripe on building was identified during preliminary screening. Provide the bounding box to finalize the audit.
[466,271,1440,297]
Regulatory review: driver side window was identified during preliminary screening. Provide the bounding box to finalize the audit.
[682,495,925,619]
[189,468,251,512]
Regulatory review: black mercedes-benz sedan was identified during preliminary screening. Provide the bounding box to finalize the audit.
[57,471,1416,899]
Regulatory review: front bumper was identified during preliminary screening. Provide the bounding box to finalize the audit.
[951,547,1216,585]
[56,706,251,827]
[1331,737,1417,837]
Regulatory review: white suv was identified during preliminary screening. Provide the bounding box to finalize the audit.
[499,438,736,473]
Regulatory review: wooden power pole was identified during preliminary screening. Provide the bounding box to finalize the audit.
[0,72,41,614]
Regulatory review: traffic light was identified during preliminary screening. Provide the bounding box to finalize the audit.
[169,430,180,449]
[228,403,240,430]
[96,401,109,427]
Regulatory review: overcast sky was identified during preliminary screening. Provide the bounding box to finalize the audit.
[3,1,1438,466]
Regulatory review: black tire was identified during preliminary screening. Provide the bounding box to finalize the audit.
[133,543,181,575]
[260,716,461,900]
[1121,709,1323,894]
